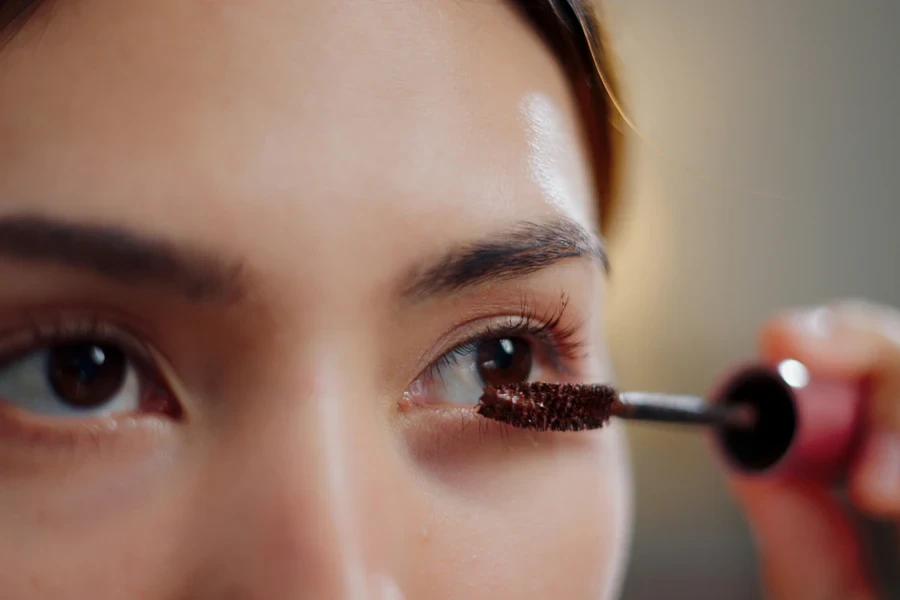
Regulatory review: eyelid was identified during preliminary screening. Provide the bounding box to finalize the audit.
[0,311,191,465]
[411,292,587,379]
[0,310,193,419]
[0,314,155,364]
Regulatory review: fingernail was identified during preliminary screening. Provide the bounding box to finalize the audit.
[786,306,836,341]
[858,431,900,500]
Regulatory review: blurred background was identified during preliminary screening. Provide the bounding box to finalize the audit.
[600,1,900,598]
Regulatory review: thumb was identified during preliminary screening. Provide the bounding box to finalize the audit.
[728,476,875,600]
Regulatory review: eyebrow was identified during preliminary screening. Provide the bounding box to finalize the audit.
[0,214,246,302]
[401,218,608,300]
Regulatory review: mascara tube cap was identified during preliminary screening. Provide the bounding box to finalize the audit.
[710,359,864,481]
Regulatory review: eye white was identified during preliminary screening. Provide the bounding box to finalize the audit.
[426,341,544,406]
[0,348,140,417]
[430,347,486,406]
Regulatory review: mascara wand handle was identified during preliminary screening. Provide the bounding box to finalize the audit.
[615,392,755,430]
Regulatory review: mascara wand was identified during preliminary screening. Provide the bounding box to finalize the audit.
[476,382,756,433]
[476,365,892,596]
[614,391,757,430]
[476,360,865,483]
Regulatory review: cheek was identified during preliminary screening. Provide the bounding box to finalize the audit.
[0,439,197,599]
[414,424,632,599]
[0,493,191,599]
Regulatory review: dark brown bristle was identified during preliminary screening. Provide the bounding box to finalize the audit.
[476,382,618,432]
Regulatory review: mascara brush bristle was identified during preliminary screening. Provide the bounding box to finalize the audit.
[477,382,617,432]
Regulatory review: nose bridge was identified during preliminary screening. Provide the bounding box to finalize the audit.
[312,363,379,597]
[215,355,407,599]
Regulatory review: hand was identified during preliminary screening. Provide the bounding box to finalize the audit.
[726,300,900,600]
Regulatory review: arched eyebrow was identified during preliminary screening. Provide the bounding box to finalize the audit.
[399,218,607,301]
[0,214,247,302]
[0,214,605,305]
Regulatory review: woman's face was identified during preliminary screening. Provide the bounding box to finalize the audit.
[0,1,631,598]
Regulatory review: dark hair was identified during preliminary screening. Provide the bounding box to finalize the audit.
[0,0,622,234]
[0,1,45,43]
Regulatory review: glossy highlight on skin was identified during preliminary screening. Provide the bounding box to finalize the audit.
[520,92,597,227]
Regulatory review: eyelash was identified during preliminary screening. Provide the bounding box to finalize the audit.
[0,315,180,448]
[0,314,147,359]
[0,299,585,458]
[425,292,587,380]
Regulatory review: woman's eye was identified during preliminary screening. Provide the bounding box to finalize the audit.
[407,336,546,407]
[0,340,175,418]
[475,338,533,386]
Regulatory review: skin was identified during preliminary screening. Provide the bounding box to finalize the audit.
[0,1,631,598]
[1,2,898,600]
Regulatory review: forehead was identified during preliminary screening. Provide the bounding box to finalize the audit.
[0,0,597,266]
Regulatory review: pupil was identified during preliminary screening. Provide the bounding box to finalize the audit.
[47,342,127,409]
[475,337,532,387]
